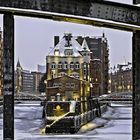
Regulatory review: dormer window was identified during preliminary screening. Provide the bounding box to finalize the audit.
[54,49,59,56]
[64,49,73,56]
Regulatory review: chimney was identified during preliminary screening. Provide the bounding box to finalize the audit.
[54,36,59,46]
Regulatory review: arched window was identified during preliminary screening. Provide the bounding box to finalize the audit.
[70,62,74,69]
[58,62,62,69]
[64,61,68,69]
[51,62,56,69]
[75,62,80,69]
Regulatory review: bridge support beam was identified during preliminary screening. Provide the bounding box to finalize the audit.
[132,2,140,140]
[3,14,14,140]
[133,31,140,140]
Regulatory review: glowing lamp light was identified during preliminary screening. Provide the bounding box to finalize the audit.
[56,105,61,110]
[127,85,130,89]
[108,90,111,93]
[109,79,111,83]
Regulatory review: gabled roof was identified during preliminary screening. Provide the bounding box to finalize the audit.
[48,34,82,57]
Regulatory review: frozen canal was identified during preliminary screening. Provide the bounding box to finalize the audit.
[0,103,132,140]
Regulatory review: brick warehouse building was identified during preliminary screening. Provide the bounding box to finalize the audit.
[76,33,109,96]
[109,63,132,93]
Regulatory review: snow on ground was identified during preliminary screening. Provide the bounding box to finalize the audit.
[85,104,132,140]
[0,103,132,140]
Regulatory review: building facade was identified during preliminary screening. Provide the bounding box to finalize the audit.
[46,33,91,82]
[76,33,109,96]
[21,70,34,92]
[15,60,43,93]
[0,29,3,96]
[109,63,132,93]
[46,33,91,112]
[31,71,44,93]
[46,33,109,97]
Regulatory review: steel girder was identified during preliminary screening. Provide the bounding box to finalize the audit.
[0,0,140,31]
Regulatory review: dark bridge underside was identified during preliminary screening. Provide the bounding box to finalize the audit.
[0,0,140,31]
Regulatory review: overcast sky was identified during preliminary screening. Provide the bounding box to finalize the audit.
[0,0,133,71]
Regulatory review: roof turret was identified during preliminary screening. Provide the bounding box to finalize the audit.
[81,39,90,51]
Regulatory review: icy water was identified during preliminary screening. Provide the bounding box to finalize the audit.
[0,103,132,140]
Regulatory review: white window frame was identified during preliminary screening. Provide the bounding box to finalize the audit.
[51,62,56,69]
[70,62,74,69]
[64,61,68,69]
[75,62,80,69]
[58,62,62,69]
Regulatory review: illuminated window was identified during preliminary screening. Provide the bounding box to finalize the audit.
[54,49,59,56]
